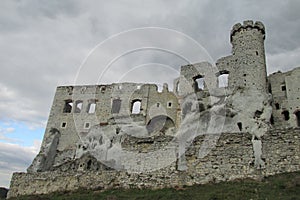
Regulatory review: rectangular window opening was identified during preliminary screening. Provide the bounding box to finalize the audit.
[282,110,290,121]
[87,100,97,114]
[112,99,122,114]
[75,100,83,113]
[275,103,280,110]
[61,122,67,128]
[194,76,205,91]
[131,100,141,114]
[84,122,90,129]
[63,100,73,113]
[218,74,229,88]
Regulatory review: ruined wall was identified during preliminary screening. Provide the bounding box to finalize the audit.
[9,20,300,198]
[8,129,300,198]
[268,67,300,128]
[28,20,273,175]
[28,83,180,172]
[216,20,267,92]
[131,83,180,128]
[176,20,271,140]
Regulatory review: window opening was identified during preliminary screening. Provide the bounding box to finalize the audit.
[268,83,272,93]
[218,74,229,87]
[61,122,67,128]
[194,75,204,90]
[112,99,122,113]
[176,81,180,93]
[282,110,290,121]
[131,100,141,114]
[75,100,83,113]
[87,100,97,114]
[237,122,242,131]
[84,122,90,129]
[270,115,274,125]
[295,111,300,127]
[63,100,73,113]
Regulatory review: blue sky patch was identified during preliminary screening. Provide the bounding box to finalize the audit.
[0,121,44,147]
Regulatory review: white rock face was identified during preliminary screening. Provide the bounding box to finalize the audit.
[27,20,276,174]
[27,128,61,172]
[9,20,300,199]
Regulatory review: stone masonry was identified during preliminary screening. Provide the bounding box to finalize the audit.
[8,128,300,197]
[8,20,300,198]
[268,68,300,128]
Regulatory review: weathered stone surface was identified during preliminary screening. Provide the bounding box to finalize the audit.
[268,67,300,128]
[7,20,300,198]
[8,129,300,198]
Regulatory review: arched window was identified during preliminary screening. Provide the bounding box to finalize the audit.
[131,100,141,114]
[146,115,175,134]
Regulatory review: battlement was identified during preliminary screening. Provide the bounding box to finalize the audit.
[230,20,265,42]
[7,20,300,199]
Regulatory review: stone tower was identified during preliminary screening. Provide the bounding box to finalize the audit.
[229,20,267,91]
[8,20,300,199]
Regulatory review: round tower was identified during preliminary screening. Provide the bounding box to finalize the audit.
[230,20,267,92]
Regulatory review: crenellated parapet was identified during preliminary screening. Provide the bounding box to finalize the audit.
[7,20,300,199]
[230,20,265,42]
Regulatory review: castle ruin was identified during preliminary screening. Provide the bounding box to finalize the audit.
[8,20,300,198]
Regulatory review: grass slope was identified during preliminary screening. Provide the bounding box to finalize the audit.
[11,171,300,200]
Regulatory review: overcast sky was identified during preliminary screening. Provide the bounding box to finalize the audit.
[0,0,300,188]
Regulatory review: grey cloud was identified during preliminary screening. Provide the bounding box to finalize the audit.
[16,0,80,19]
[1,0,300,188]
[0,0,300,125]
[0,0,299,130]
[0,142,38,187]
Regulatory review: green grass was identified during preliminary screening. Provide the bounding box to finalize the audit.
[11,171,300,200]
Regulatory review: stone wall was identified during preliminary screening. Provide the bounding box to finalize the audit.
[8,128,300,198]
[216,20,267,92]
[45,83,180,151]
[31,83,180,171]
[268,67,300,128]
[8,20,300,199]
